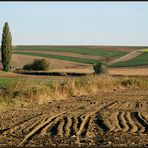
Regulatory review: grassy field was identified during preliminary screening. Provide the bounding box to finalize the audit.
[111,53,148,67]
[13,46,128,58]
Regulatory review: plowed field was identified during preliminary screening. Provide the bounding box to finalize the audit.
[0,90,148,147]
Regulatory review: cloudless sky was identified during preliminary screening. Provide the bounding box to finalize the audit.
[0,2,148,46]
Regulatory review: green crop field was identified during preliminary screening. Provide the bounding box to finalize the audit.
[140,49,148,52]
[111,53,148,67]
[13,46,127,58]
[15,52,98,64]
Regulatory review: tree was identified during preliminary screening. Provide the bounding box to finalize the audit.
[1,22,12,71]
[93,61,108,74]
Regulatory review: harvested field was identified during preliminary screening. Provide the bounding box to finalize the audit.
[0,90,148,147]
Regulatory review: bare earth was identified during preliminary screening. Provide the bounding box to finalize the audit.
[0,90,148,147]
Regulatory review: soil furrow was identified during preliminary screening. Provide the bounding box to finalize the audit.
[70,116,75,136]
[110,112,121,132]
[132,112,148,133]
[77,115,91,144]
[65,116,73,137]
[57,117,65,137]
[124,112,138,133]
[117,112,129,132]
[95,114,110,132]
[73,116,79,135]
[18,112,66,146]
[131,112,145,133]
[62,116,68,135]
[1,113,44,135]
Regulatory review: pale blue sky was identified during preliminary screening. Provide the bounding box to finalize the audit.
[0,2,148,46]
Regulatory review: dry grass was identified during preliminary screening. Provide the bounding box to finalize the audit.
[0,75,148,110]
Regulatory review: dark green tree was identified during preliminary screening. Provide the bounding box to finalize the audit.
[93,61,108,74]
[1,22,12,71]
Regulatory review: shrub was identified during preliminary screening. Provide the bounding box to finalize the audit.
[23,59,50,71]
[93,61,108,74]
[23,64,33,71]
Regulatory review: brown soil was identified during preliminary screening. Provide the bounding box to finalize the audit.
[0,90,148,147]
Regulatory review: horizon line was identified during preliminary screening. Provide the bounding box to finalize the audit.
[13,44,148,47]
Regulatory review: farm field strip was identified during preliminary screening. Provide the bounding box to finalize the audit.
[14,52,98,64]
[109,50,143,64]
[15,51,148,67]
[15,50,102,60]
[111,53,148,67]
[13,46,128,58]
